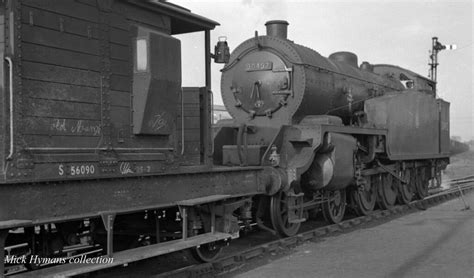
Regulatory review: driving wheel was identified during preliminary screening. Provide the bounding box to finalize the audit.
[350,176,376,216]
[270,190,302,237]
[322,189,346,224]
[398,169,414,204]
[415,167,429,199]
[376,174,398,209]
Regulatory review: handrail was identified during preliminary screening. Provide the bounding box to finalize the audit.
[181,88,185,155]
[5,56,13,160]
[209,89,214,153]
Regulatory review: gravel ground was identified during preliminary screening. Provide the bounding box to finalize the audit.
[233,191,474,278]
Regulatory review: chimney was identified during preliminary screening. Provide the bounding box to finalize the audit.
[265,20,289,40]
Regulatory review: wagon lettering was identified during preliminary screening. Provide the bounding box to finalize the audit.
[148,113,167,132]
[58,164,64,176]
[136,165,152,174]
[51,119,101,136]
[58,164,95,176]
[70,165,95,176]
[71,120,101,136]
[51,119,67,132]
[120,162,134,175]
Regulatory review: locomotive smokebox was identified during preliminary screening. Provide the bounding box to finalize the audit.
[265,20,289,39]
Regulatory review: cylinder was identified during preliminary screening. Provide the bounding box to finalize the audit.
[303,133,357,191]
[265,20,289,39]
[305,154,334,191]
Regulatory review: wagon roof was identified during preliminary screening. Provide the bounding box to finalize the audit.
[128,0,220,34]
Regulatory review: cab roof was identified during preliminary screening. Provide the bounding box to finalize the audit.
[127,0,219,34]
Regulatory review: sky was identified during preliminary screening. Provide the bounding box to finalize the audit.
[173,0,473,141]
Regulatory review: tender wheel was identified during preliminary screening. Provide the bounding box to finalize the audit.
[191,242,223,262]
[322,189,346,224]
[270,190,301,237]
[376,174,397,209]
[350,176,376,216]
[398,169,414,204]
[415,168,429,199]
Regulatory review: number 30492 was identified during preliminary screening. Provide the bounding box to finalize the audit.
[59,164,96,176]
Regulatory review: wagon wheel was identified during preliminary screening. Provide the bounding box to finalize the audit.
[376,173,397,209]
[322,189,346,224]
[190,205,225,262]
[270,189,301,237]
[398,169,414,204]
[192,242,223,262]
[415,168,429,199]
[350,176,376,216]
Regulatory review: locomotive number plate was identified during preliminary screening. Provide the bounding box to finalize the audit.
[245,62,273,71]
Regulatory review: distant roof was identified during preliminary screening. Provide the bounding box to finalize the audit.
[127,0,219,34]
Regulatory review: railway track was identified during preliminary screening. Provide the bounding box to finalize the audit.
[444,175,474,185]
[154,177,474,278]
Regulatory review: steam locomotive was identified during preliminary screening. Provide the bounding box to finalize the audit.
[0,1,449,276]
[214,20,450,235]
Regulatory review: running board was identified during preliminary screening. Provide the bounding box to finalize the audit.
[14,232,232,278]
